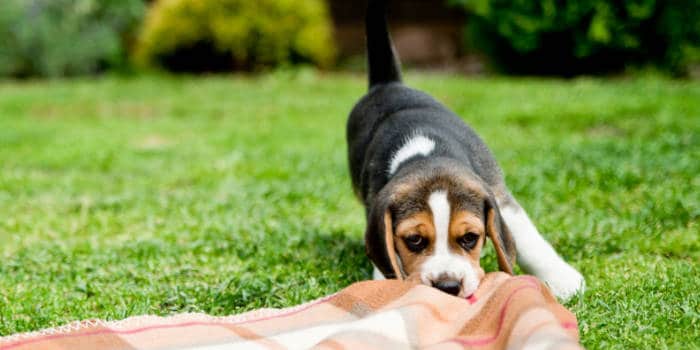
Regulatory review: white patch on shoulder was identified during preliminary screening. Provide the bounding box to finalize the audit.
[388,134,435,175]
[421,191,480,297]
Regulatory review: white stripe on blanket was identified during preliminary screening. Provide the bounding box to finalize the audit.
[185,309,409,350]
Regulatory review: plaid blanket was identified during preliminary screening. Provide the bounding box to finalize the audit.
[0,273,581,350]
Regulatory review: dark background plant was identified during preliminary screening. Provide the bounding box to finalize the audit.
[0,0,145,78]
[133,0,337,73]
[448,0,700,76]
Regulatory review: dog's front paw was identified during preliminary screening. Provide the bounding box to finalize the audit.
[540,264,585,302]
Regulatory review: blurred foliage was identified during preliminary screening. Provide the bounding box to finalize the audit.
[448,0,700,75]
[0,0,145,78]
[134,0,337,72]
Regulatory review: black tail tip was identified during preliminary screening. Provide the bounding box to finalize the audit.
[366,0,402,88]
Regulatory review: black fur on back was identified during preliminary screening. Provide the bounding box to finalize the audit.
[348,0,507,208]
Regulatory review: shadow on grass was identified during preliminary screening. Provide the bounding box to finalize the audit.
[201,228,370,315]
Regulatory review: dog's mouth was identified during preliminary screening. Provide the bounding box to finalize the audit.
[418,277,479,298]
[459,281,479,299]
[417,267,481,298]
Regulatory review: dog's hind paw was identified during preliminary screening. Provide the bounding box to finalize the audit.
[540,264,585,302]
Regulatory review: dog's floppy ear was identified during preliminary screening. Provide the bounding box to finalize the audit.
[365,191,404,280]
[485,197,516,274]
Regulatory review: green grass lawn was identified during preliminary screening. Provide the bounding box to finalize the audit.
[0,71,698,348]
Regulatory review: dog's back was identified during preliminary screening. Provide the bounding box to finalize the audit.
[346,0,504,205]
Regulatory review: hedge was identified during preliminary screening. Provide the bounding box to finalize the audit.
[0,0,145,78]
[449,0,700,75]
[134,0,337,72]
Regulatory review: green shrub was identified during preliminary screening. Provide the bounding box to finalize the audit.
[448,0,700,75]
[0,0,146,78]
[134,0,337,72]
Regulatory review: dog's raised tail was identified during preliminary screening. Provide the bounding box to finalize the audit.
[366,0,402,89]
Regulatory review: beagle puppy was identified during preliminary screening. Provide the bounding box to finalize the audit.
[346,0,585,300]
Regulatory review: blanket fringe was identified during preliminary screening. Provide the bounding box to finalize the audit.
[0,293,337,345]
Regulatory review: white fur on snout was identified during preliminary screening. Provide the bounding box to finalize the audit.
[421,254,480,297]
[422,191,480,297]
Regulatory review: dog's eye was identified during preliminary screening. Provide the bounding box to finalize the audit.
[403,234,428,252]
[457,233,480,251]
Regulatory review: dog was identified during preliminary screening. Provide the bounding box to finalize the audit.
[346,0,585,300]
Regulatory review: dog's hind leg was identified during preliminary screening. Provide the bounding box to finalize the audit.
[498,197,585,301]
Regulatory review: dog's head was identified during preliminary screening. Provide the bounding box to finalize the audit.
[365,164,516,297]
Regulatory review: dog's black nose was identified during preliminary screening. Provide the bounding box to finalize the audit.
[432,280,461,296]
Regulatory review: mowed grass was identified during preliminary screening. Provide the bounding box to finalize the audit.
[0,71,698,348]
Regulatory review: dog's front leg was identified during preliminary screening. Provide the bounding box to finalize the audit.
[372,265,386,280]
[498,198,585,301]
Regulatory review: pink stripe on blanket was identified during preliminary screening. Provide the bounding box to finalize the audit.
[562,322,579,329]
